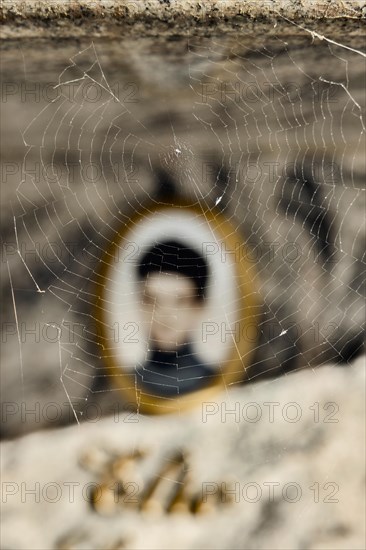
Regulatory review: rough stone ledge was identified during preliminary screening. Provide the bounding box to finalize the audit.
[0,1,365,41]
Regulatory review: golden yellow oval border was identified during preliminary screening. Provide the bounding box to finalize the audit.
[94,200,259,415]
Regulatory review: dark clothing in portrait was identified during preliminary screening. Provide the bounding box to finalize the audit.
[135,342,218,397]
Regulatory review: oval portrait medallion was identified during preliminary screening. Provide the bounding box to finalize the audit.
[96,202,258,414]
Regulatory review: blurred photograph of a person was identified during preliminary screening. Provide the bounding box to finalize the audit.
[135,239,218,397]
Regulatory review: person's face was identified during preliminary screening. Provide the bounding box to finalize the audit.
[142,272,203,350]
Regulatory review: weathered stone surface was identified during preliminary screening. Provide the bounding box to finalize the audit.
[1,355,365,549]
[0,1,365,41]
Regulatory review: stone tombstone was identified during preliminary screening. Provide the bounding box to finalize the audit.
[0,2,365,549]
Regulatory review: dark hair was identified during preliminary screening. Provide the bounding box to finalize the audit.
[136,239,209,300]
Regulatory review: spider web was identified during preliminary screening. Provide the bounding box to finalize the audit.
[7,24,365,425]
